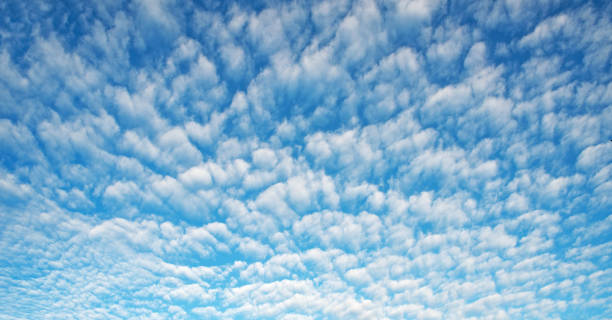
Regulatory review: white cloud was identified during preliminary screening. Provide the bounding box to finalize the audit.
[1,1,611,319]
[464,41,487,71]
[293,210,382,251]
[120,130,160,161]
[476,225,517,251]
[184,113,226,148]
[157,127,203,169]
[178,165,213,190]
[393,0,444,21]
[247,8,288,55]
[107,84,164,129]
[423,83,472,119]
[0,50,29,89]
[0,173,34,203]
[427,23,470,65]
[166,283,214,303]
[577,142,612,170]
[345,267,373,286]
[252,147,278,169]
[255,182,297,227]
[519,13,570,47]
[237,237,272,260]
[220,43,247,78]
[408,191,470,227]
[0,119,44,164]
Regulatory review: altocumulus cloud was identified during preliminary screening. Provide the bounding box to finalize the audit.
[0,0,611,319]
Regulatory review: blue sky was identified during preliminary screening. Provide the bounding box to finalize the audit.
[0,0,611,319]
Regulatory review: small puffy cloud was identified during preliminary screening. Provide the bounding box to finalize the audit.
[120,130,160,161]
[178,165,213,190]
[0,173,34,203]
[577,143,612,170]
[519,14,570,48]
[293,211,382,251]
[408,191,470,227]
[252,148,278,169]
[237,237,272,260]
[103,180,140,202]
[464,41,487,71]
[166,284,214,304]
[345,267,373,286]
[0,119,44,164]
[157,127,203,169]
[422,83,472,122]
[476,225,517,251]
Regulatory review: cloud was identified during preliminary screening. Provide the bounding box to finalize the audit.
[293,210,382,251]
[577,142,612,170]
[0,0,610,319]
[178,165,213,190]
[0,119,44,166]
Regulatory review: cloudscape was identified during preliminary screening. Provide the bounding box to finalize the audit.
[1,0,611,319]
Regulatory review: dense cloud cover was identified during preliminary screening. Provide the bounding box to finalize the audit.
[0,0,611,319]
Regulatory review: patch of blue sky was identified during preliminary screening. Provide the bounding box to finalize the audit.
[1,0,611,319]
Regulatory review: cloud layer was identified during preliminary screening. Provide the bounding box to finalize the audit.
[1,0,611,319]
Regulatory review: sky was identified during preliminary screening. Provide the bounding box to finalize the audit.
[0,0,611,319]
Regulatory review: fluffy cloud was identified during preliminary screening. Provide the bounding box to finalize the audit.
[0,0,610,319]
